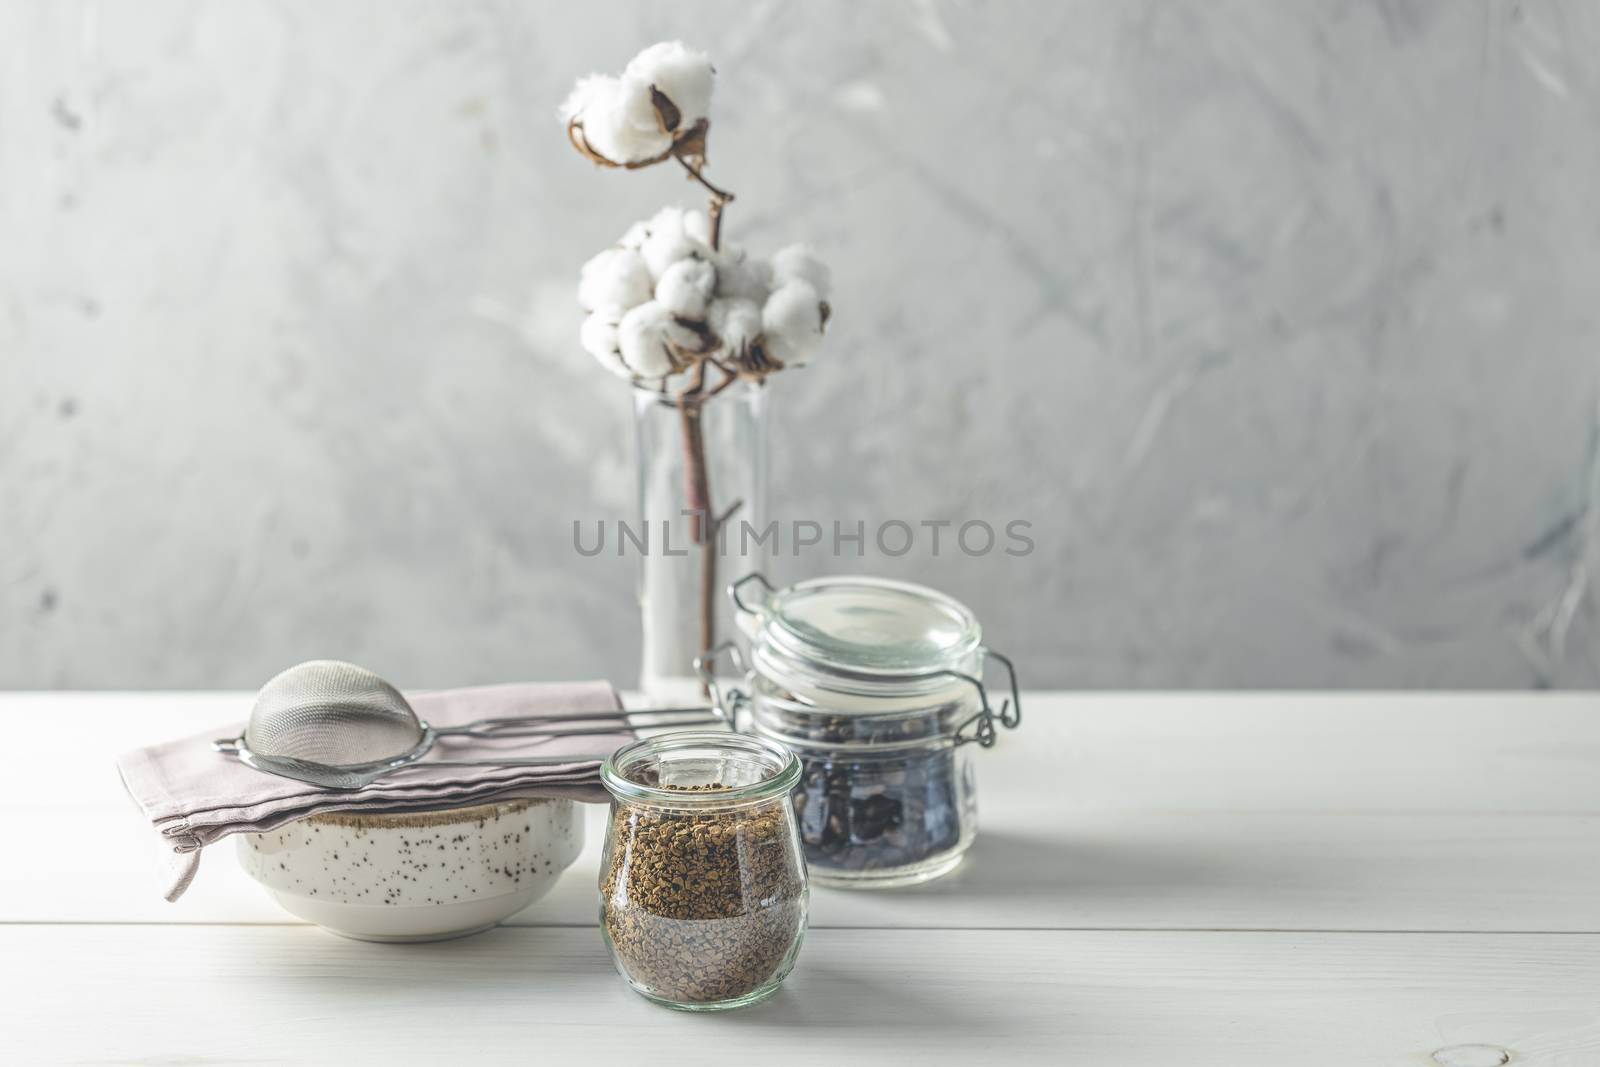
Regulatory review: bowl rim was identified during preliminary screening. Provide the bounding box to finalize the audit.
[299,796,564,830]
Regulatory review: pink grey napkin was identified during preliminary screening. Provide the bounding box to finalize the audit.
[116,680,629,902]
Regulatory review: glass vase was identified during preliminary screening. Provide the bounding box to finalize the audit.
[633,379,768,702]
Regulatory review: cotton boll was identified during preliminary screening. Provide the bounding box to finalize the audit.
[666,315,717,355]
[644,206,688,242]
[579,309,619,357]
[613,73,666,136]
[713,250,773,304]
[641,228,708,281]
[563,73,671,163]
[762,281,823,338]
[624,42,715,131]
[617,301,678,378]
[683,210,712,246]
[580,309,631,379]
[560,74,612,123]
[585,119,660,164]
[709,297,763,357]
[596,109,672,163]
[655,258,717,317]
[560,41,712,163]
[762,281,826,366]
[770,244,832,300]
[564,77,627,161]
[618,220,650,250]
[578,247,653,312]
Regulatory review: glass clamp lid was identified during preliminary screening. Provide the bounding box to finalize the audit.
[714,573,1023,747]
[745,574,982,677]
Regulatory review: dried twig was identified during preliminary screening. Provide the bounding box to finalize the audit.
[566,117,709,171]
[674,155,734,251]
[566,88,754,695]
[705,366,741,399]
[713,498,744,533]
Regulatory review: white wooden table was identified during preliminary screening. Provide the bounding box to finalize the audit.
[3,692,1598,1065]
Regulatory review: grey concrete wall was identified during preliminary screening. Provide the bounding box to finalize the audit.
[4,0,1600,690]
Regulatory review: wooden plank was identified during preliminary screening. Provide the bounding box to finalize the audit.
[2,926,1597,1066]
[10,690,1600,815]
[10,804,1600,933]
[4,692,1600,930]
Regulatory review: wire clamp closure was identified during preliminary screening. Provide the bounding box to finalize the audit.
[947,648,1024,747]
[693,641,749,722]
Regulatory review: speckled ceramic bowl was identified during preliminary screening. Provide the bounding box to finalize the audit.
[236,798,583,942]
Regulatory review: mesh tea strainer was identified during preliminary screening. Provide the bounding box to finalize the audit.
[213,659,722,790]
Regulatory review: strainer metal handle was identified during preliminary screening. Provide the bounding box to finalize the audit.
[219,658,733,791]
[213,715,723,754]
[386,756,605,769]
[442,706,722,739]
[211,739,620,791]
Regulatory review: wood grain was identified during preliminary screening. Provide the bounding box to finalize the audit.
[2,926,1597,1067]
[4,692,1597,931]
[6,691,1600,1064]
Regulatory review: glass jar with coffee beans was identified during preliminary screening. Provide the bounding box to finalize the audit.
[700,574,1022,889]
[599,731,807,1010]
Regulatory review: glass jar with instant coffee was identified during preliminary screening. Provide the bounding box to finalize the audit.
[700,575,1021,889]
[599,731,808,1010]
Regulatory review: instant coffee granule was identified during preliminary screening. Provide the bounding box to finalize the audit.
[792,717,963,873]
[601,785,806,1004]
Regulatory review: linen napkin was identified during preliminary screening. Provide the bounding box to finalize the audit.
[116,680,630,902]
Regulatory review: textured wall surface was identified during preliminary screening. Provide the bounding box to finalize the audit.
[4,0,1600,690]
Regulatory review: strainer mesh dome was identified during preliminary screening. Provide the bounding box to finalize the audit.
[244,660,422,766]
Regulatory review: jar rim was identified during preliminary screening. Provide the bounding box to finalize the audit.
[750,641,983,706]
[752,575,983,680]
[601,730,801,806]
